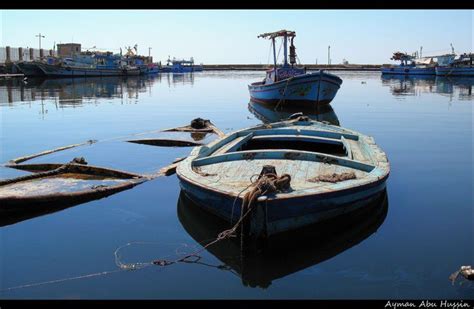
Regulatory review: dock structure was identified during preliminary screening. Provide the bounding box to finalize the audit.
[0,46,56,64]
[201,64,382,71]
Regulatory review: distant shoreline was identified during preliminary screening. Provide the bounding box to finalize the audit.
[202,64,383,71]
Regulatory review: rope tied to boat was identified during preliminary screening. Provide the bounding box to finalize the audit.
[274,77,293,111]
[149,167,291,268]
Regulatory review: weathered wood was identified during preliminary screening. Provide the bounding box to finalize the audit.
[127,139,204,147]
[176,118,390,238]
[8,140,96,164]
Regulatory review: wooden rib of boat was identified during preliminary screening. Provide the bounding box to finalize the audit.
[0,163,146,213]
[176,116,390,238]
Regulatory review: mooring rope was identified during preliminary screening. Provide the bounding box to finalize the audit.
[0,269,126,293]
[150,172,291,268]
[0,173,291,293]
[274,77,293,111]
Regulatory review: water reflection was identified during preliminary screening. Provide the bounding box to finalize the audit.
[166,73,195,88]
[381,75,474,100]
[177,189,388,289]
[0,73,196,105]
[248,100,340,126]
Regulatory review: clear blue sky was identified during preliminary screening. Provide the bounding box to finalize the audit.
[1,10,472,64]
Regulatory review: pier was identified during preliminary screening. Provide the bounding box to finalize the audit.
[202,64,383,71]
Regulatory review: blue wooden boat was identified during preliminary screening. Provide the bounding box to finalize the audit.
[436,53,474,77]
[161,57,202,73]
[176,116,390,239]
[381,51,457,76]
[381,66,436,75]
[248,30,342,107]
[36,52,140,77]
[381,52,435,75]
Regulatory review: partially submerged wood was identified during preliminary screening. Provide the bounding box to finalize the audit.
[162,118,226,138]
[127,138,204,147]
[8,140,97,165]
[0,163,146,213]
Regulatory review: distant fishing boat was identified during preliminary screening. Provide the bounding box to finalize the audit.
[36,52,140,77]
[176,115,390,239]
[161,57,203,73]
[248,30,342,107]
[16,56,61,77]
[381,51,455,75]
[436,53,474,77]
[146,63,161,74]
[16,61,45,77]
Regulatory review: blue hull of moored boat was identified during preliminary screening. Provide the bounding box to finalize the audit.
[36,63,140,77]
[248,71,343,106]
[179,173,388,237]
[435,66,474,77]
[381,66,436,75]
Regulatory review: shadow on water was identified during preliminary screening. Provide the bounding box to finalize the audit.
[381,74,474,100]
[248,100,340,126]
[177,188,389,289]
[0,198,94,228]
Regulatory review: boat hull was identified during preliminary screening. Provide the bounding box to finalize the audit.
[178,174,388,237]
[435,66,474,77]
[248,71,342,106]
[37,63,129,77]
[381,66,436,75]
[16,62,45,77]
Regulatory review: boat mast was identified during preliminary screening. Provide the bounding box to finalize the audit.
[258,30,296,80]
[272,38,277,70]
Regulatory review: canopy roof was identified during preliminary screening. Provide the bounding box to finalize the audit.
[258,30,296,39]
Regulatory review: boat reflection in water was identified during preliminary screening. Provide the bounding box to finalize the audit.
[0,75,162,106]
[177,189,388,288]
[166,72,195,88]
[381,74,473,100]
[248,100,340,126]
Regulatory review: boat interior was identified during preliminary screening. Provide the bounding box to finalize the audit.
[188,122,381,194]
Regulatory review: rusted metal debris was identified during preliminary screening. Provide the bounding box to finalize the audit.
[308,172,356,183]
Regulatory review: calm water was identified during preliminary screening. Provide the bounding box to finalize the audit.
[0,72,472,299]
